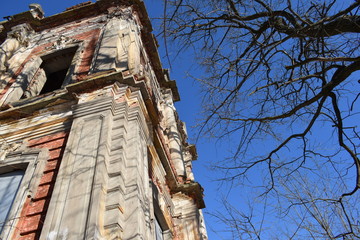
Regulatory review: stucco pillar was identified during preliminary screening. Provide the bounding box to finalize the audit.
[121,105,152,240]
[162,90,186,178]
[41,96,114,240]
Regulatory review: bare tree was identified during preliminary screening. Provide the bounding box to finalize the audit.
[161,0,360,238]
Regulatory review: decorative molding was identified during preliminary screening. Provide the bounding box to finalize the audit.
[46,35,79,50]
[6,23,34,47]
[0,141,22,161]
[0,107,73,144]
[0,148,48,240]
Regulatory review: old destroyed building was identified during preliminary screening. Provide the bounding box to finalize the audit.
[0,1,207,239]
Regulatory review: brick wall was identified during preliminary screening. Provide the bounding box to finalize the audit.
[11,132,68,240]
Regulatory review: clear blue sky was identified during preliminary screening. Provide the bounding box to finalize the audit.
[5,2,356,240]
[0,1,223,239]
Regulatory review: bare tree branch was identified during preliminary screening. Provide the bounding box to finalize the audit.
[162,0,360,238]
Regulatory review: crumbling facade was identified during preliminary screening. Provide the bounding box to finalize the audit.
[0,1,207,239]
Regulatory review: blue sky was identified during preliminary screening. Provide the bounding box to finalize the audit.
[143,1,225,238]
[4,1,360,239]
[0,1,223,239]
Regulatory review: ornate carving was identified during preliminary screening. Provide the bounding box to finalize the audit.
[7,24,33,47]
[29,3,44,19]
[0,24,33,73]
[107,6,133,20]
[47,35,78,50]
[0,140,22,161]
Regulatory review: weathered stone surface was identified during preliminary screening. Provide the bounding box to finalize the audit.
[0,1,208,240]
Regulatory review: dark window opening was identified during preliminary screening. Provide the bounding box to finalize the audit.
[39,46,78,94]
[40,68,68,94]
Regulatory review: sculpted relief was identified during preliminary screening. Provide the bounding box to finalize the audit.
[0,24,32,73]
[0,24,33,96]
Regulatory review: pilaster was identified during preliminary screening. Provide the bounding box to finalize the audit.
[40,96,114,240]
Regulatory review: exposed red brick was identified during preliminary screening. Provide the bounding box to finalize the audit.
[19,214,41,233]
[43,159,59,172]
[75,28,101,81]
[25,200,46,216]
[28,132,67,147]
[12,132,68,240]
[17,233,37,240]
[39,171,56,185]
[33,184,51,200]
[48,148,63,159]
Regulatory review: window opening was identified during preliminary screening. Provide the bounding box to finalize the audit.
[0,169,25,233]
[20,46,78,99]
[39,46,78,94]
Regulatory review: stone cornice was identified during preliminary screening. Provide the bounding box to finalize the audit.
[173,182,205,209]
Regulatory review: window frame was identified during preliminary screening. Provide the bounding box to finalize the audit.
[38,43,82,90]
[0,149,47,240]
[0,169,25,233]
[2,41,84,105]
